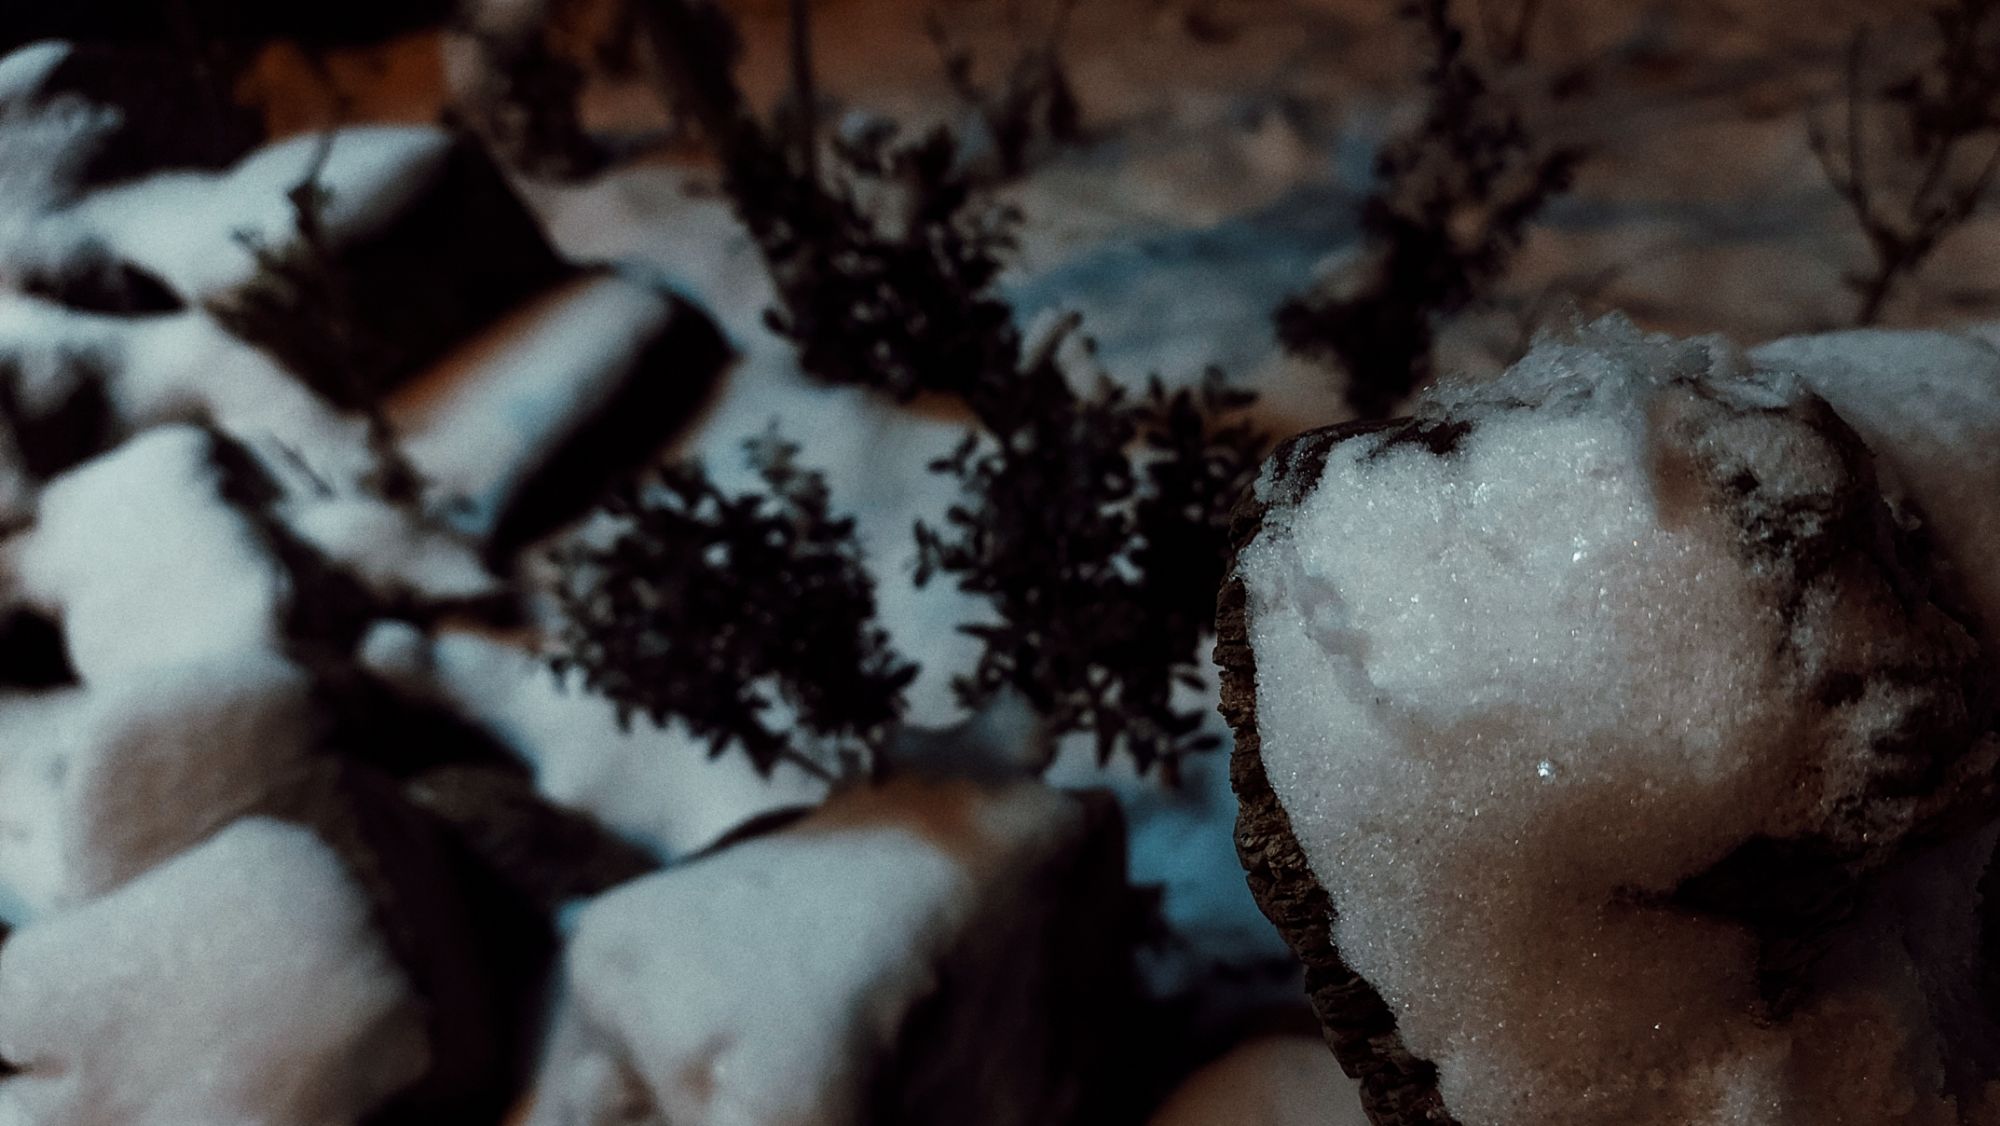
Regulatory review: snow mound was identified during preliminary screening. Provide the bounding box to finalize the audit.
[1236,319,1997,1125]
[0,817,428,1125]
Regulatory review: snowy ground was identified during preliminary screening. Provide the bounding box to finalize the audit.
[0,0,1996,1122]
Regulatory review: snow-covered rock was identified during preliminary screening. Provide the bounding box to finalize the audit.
[79,126,458,301]
[387,270,729,556]
[1226,319,1999,1125]
[0,817,429,1125]
[0,651,319,922]
[522,779,1128,1126]
[0,294,382,490]
[11,426,286,680]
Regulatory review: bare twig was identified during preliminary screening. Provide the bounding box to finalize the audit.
[924,0,1081,181]
[1476,0,1544,64]
[1811,1,2000,324]
[1275,0,1580,416]
[789,0,820,187]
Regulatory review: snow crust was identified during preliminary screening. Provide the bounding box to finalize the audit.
[1238,321,1999,1124]
[0,818,428,1125]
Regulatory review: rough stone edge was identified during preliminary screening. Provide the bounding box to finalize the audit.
[1213,418,1459,1126]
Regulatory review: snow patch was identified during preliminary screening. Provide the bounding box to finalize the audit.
[359,623,826,860]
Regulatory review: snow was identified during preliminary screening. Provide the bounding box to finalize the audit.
[286,496,496,607]
[0,651,319,923]
[76,126,454,301]
[12,426,284,682]
[4,6,1993,1120]
[359,622,826,860]
[0,42,68,104]
[0,817,428,1126]
[1147,1036,1366,1126]
[0,295,384,489]
[527,177,994,728]
[523,780,1103,1126]
[1236,319,1998,1124]
[0,688,87,923]
[0,85,114,279]
[388,271,688,544]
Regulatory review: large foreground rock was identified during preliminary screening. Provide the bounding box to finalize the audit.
[1218,320,2000,1125]
[523,779,1131,1126]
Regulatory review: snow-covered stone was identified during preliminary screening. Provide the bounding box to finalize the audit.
[0,817,429,1125]
[387,270,728,555]
[0,295,383,489]
[79,126,457,301]
[11,426,285,680]
[522,779,1128,1126]
[1227,320,1999,1125]
[0,651,319,922]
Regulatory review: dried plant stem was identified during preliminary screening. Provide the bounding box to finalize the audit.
[1810,1,2000,324]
